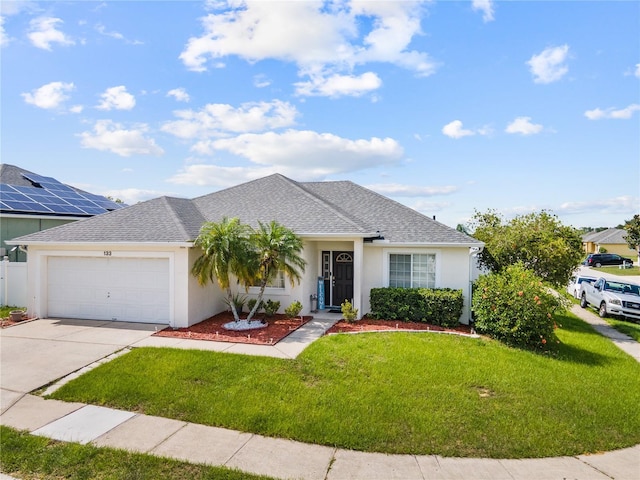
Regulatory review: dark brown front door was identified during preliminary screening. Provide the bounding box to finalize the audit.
[332,251,353,306]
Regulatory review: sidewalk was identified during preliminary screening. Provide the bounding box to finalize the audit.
[2,311,640,480]
[2,392,638,480]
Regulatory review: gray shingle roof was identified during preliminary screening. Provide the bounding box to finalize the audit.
[582,228,628,245]
[11,173,482,246]
[12,197,205,243]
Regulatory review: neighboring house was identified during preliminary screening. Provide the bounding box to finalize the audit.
[8,174,483,327]
[0,164,125,262]
[582,228,635,257]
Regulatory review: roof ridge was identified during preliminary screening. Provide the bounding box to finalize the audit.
[288,177,371,233]
[161,196,199,241]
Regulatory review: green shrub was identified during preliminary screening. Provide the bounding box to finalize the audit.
[247,298,263,313]
[285,300,303,318]
[369,288,463,327]
[472,263,564,349]
[224,293,246,314]
[341,299,359,322]
[263,299,281,317]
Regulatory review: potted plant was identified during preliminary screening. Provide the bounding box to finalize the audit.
[9,310,25,322]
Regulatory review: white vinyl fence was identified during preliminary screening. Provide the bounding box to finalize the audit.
[0,257,28,307]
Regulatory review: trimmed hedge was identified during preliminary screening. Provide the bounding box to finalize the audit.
[369,287,463,328]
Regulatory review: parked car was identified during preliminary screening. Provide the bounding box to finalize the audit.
[583,253,633,268]
[580,277,640,320]
[567,274,597,299]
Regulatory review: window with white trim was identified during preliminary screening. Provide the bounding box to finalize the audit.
[389,253,435,288]
[252,271,285,289]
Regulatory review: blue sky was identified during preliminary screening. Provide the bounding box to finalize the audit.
[2,0,639,229]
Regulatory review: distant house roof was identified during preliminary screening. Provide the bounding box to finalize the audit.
[582,228,628,245]
[0,164,125,217]
[10,174,482,246]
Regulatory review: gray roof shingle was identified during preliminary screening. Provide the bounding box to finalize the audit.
[582,228,628,245]
[11,174,481,246]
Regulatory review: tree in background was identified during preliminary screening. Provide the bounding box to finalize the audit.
[469,210,583,288]
[623,214,640,265]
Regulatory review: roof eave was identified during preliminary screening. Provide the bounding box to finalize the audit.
[369,241,485,248]
[5,240,195,248]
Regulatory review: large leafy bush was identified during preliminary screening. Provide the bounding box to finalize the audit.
[472,264,564,349]
[369,288,463,328]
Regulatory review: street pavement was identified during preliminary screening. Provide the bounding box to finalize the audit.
[1,311,639,479]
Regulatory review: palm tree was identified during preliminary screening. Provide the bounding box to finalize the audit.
[191,217,256,322]
[246,220,306,321]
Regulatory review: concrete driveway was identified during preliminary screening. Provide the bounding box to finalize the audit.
[0,318,160,406]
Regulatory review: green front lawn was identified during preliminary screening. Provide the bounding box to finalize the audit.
[49,312,640,459]
[592,265,640,276]
[0,426,274,480]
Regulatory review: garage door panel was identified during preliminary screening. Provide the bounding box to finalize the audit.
[47,257,170,324]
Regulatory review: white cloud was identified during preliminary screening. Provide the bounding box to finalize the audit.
[168,164,275,187]
[69,104,84,114]
[253,74,271,88]
[180,1,436,95]
[505,116,543,135]
[28,17,74,50]
[411,200,451,214]
[526,45,570,84]
[584,104,640,120]
[442,120,475,139]
[558,196,638,215]
[167,87,190,102]
[472,0,495,22]
[78,120,164,157]
[97,86,136,110]
[295,71,382,97]
[95,23,142,45]
[162,100,298,139]
[21,81,75,109]
[201,130,403,176]
[366,183,458,197]
[1,16,9,47]
[635,63,640,79]
[101,188,167,205]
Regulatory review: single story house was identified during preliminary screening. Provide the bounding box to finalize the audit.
[8,174,483,327]
[582,228,635,257]
[0,164,125,262]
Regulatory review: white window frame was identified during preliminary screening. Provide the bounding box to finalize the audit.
[383,249,440,289]
[248,271,289,295]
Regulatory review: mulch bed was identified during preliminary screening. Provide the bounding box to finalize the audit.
[154,312,474,345]
[153,311,311,345]
[326,318,473,335]
[0,315,37,329]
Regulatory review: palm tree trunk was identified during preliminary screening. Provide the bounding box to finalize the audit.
[246,279,268,321]
[226,287,241,322]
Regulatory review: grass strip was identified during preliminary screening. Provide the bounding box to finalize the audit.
[604,317,640,342]
[49,312,640,459]
[0,426,274,480]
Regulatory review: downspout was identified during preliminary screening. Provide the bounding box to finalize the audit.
[468,246,484,324]
[3,256,8,307]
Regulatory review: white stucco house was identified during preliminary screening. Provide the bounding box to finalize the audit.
[8,174,483,327]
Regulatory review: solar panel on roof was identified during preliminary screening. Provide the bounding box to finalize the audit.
[1,173,127,216]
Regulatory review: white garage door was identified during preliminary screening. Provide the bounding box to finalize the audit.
[47,256,170,324]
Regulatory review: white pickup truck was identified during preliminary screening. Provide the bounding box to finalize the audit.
[580,277,640,320]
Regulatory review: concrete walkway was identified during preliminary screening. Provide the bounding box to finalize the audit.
[2,311,640,480]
